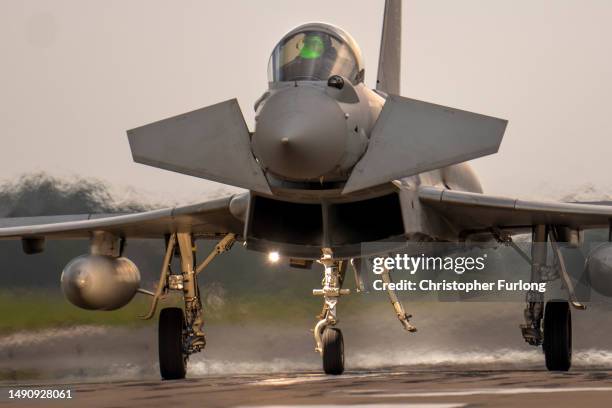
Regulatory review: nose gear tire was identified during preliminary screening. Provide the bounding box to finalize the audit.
[322,327,344,375]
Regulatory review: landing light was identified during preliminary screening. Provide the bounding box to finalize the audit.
[268,251,280,263]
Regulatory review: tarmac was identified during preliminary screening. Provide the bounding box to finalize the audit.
[3,304,612,407]
[2,368,612,407]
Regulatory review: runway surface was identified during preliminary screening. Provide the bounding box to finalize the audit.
[2,368,612,407]
[4,305,612,407]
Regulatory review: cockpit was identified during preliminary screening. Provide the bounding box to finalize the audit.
[267,23,364,84]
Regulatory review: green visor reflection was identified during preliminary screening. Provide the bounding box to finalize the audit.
[299,34,325,59]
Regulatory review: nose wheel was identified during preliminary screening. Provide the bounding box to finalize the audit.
[312,249,350,375]
[322,327,344,375]
[543,300,572,371]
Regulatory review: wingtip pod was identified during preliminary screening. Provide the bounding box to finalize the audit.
[342,95,507,194]
[127,99,272,195]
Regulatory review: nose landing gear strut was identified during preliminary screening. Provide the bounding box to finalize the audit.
[312,248,349,375]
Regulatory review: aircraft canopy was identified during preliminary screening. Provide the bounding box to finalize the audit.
[267,23,364,84]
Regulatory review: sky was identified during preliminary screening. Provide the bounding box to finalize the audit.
[1,0,611,203]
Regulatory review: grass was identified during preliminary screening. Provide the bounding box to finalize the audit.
[0,289,155,333]
[0,288,384,333]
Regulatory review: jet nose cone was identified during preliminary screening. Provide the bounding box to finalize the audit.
[252,86,347,181]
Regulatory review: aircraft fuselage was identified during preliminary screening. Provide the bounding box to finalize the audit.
[239,79,484,261]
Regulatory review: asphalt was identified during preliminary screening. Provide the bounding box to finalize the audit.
[3,368,612,407]
[4,302,612,407]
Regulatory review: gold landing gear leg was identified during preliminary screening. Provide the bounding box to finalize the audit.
[312,248,349,375]
[139,232,235,379]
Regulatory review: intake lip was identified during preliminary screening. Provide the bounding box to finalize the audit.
[252,86,347,181]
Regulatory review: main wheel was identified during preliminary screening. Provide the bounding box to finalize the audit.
[159,307,187,380]
[543,300,572,371]
[322,327,344,375]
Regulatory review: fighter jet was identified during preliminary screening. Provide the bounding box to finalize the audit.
[2,0,612,378]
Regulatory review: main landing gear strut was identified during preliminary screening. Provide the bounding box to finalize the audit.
[497,225,584,372]
[140,232,235,380]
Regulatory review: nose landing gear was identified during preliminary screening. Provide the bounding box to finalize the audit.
[313,248,349,375]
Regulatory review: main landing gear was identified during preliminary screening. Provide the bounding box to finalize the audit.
[140,232,235,380]
[497,225,583,372]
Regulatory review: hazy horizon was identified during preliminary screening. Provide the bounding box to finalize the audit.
[1,0,611,202]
